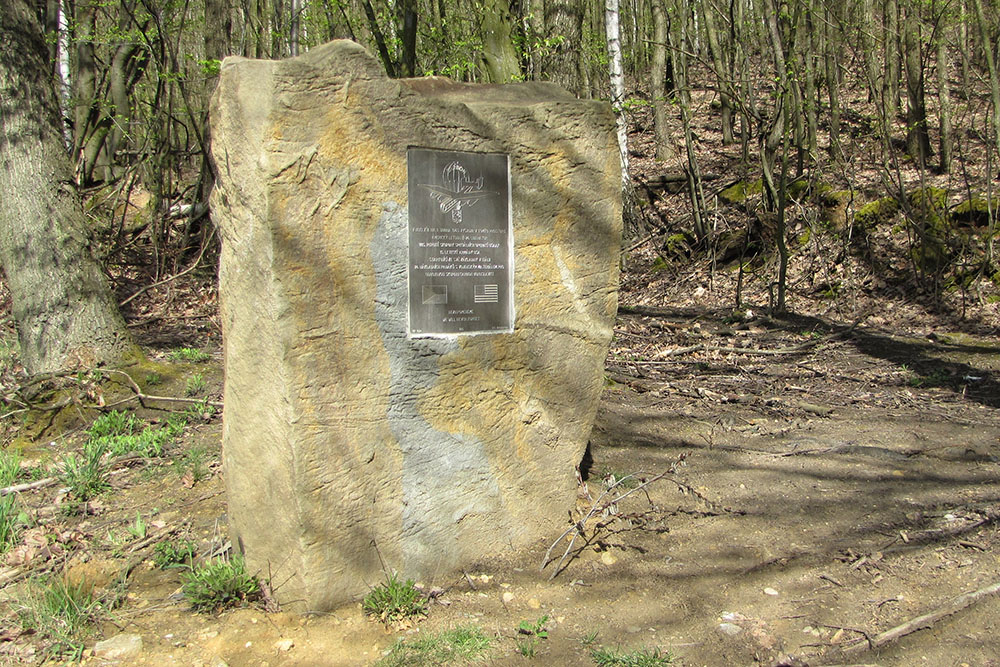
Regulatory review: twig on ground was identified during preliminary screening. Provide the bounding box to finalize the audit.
[102,369,223,409]
[841,580,1000,655]
[541,453,691,579]
[0,477,57,496]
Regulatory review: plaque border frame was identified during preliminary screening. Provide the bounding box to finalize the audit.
[405,146,515,338]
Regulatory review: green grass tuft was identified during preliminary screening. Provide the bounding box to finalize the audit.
[185,372,207,397]
[58,441,110,500]
[87,410,139,439]
[376,624,493,666]
[17,576,106,659]
[0,493,26,554]
[0,449,23,486]
[362,572,428,624]
[590,645,674,666]
[153,539,197,569]
[182,555,260,613]
[169,347,211,363]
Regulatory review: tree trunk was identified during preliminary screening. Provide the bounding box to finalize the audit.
[0,0,134,374]
[544,0,584,95]
[481,0,522,82]
[884,0,902,116]
[936,15,953,173]
[761,0,790,312]
[650,0,674,159]
[803,0,819,164]
[825,2,843,161]
[605,0,630,187]
[72,0,98,180]
[702,0,734,144]
[903,1,931,167]
[398,0,417,77]
[972,0,1000,163]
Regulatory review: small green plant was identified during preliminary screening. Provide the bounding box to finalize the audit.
[18,576,105,659]
[516,637,538,657]
[94,427,172,459]
[185,372,207,397]
[169,347,210,363]
[518,615,549,639]
[581,631,599,646]
[153,539,197,569]
[169,347,212,364]
[516,615,549,658]
[376,624,492,666]
[182,398,217,422]
[0,449,22,486]
[176,445,210,483]
[590,645,674,666]
[126,511,147,540]
[0,493,27,554]
[58,441,110,501]
[87,410,138,439]
[87,409,174,459]
[182,555,260,613]
[144,372,163,386]
[362,571,428,624]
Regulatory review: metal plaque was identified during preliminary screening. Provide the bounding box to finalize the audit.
[407,148,513,336]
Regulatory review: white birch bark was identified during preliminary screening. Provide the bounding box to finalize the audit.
[605,0,630,188]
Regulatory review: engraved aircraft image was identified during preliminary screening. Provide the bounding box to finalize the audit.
[420,161,496,224]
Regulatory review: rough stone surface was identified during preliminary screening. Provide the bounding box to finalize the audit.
[210,40,622,611]
[93,633,143,660]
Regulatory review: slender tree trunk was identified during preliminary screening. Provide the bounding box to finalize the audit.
[761,0,790,311]
[936,17,953,173]
[803,0,818,164]
[884,0,901,116]
[903,1,931,167]
[702,0,734,144]
[72,0,98,179]
[289,0,300,55]
[362,0,397,77]
[0,0,134,374]
[826,3,843,161]
[733,0,753,169]
[606,0,630,188]
[398,0,417,76]
[972,0,1000,163]
[651,0,674,159]
[959,1,971,96]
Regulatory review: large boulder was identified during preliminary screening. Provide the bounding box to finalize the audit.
[210,40,622,611]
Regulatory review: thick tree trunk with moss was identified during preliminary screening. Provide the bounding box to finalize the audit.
[480,0,522,82]
[0,0,134,374]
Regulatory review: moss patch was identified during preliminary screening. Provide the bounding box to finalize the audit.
[855,196,900,229]
[719,179,763,207]
[952,196,997,228]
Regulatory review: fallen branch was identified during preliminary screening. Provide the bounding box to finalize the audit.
[102,369,223,409]
[842,580,1000,655]
[0,477,57,497]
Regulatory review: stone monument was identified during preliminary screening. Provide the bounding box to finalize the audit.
[210,40,622,611]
